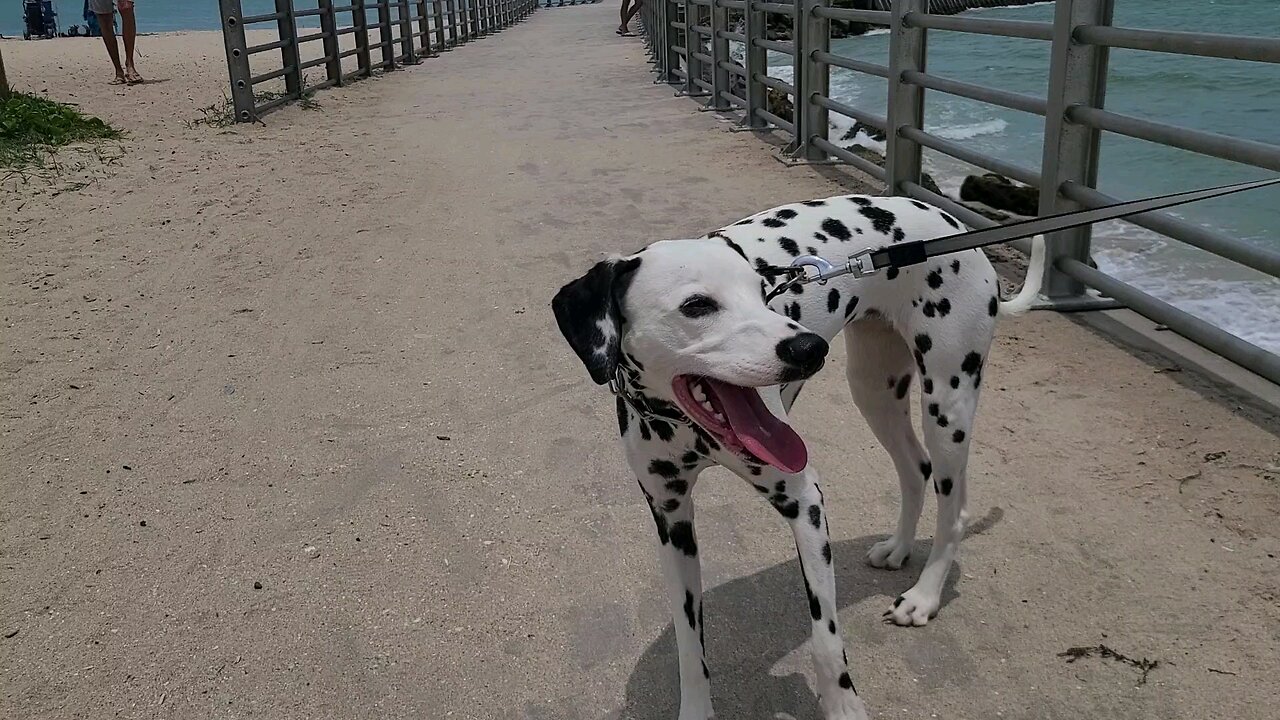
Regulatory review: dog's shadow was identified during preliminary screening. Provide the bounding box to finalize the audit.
[619,507,1004,720]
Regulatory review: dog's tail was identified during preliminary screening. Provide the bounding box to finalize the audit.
[998,234,1045,317]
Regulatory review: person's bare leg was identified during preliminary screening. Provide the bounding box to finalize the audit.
[96,13,126,84]
[620,0,642,33]
[119,5,142,83]
[618,0,632,33]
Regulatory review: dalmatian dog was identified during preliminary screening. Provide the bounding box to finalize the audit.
[551,194,1044,720]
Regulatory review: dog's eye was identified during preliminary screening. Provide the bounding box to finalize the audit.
[679,294,720,318]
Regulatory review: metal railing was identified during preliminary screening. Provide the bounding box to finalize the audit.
[218,0,538,122]
[538,0,602,6]
[638,0,1280,384]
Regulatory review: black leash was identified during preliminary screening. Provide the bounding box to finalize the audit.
[763,176,1279,302]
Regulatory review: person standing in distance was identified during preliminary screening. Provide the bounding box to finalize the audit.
[90,0,143,85]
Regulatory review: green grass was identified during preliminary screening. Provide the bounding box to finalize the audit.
[0,92,121,172]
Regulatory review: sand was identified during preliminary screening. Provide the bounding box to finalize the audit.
[3,9,1279,720]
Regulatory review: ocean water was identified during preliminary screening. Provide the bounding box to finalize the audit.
[805,1,1280,352]
[5,1,1277,350]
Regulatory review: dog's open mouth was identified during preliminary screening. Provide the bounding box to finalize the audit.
[672,375,808,474]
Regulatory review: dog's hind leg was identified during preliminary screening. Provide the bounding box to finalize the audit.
[630,448,714,720]
[745,463,870,720]
[844,321,932,571]
[884,314,993,627]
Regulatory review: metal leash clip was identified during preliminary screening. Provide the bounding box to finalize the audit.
[790,248,878,285]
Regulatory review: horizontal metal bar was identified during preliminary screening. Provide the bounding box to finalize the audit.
[688,0,712,5]
[1068,106,1280,173]
[754,38,795,55]
[1060,182,1280,278]
[1058,258,1280,384]
[693,77,713,92]
[812,7,889,25]
[672,67,688,80]
[334,26,358,36]
[304,77,339,92]
[298,56,332,71]
[296,30,331,44]
[904,11,1052,41]
[691,25,712,36]
[718,0,745,8]
[755,108,795,135]
[756,73,794,96]
[756,2,795,16]
[718,30,746,43]
[331,4,356,10]
[338,47,362,58]
[812,137,888,181]
[241,11,286,23]
[812,93,885,130]
[719,60,746,77]
[1074,25,1280,64]
[254,94,296,114]
[294,8,325,17]
[813,50,889,79]
[249,65,296,84]
[692,51,713,65]
[899,125,1042,187]
[246,38,292,55]
[670,21,686,30]
[720,90,747,107]
[900,69,1046,116]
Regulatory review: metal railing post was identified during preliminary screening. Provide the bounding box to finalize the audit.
[217,0,256,123]
[708,0,731,110]
[468,0,479,38]
[353,0,373,76]
[274,0,303,96]
[742,0,768,128]
[446,0,459,45]
[683,0,702,96]
[319,0,343,85]
[415,0,433,56]
[1039,0,1113,299]
[663,0,681,85]
[885,0,926,194]
[398,0,418,63]
[433,0,448,49]
[795,0,829,159]
[378,1,397,68]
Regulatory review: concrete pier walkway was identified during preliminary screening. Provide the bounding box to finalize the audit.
[2,6,1278,719]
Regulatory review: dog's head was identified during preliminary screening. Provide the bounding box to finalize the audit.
[552,238,827,472]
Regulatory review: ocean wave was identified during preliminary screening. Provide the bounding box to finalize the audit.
[930,118,1009,141]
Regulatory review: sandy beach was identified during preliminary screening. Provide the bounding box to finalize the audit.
[3,13,1279,720]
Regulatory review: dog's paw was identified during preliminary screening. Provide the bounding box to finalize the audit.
[820,691,871,720]
[866,536,911,570]
[882,586,940,627]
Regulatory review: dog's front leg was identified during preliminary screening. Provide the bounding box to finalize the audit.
[631,451,713,720]
[754,467,870,720]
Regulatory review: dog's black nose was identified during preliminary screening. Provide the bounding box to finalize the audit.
[776,333,829,371]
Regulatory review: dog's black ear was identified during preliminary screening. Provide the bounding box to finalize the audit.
[552,256,643,385]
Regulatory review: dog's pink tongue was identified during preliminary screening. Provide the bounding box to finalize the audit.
[705,378,808,474]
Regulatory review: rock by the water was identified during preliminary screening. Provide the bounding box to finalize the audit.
[960,173,1039,217]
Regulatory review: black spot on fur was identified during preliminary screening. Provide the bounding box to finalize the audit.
[928,402,939,417]
[892,227,905,243]
[684,590,697,629]
[927,269,944,289]
[989,296,999,316]
[828,619,837,634]
[808,504,822,529]
[895,374,911,400]
[650,419,674,442]
[662,498,681,513]
[778,237,801,256]
[808,590,822,620]
[789,282,804,296]
[814,232,829,243]
[776,208,798,220]
[939,478,953,496]
[893,596,904,608]
[913,349,926,375]
[921,460,932,478]
[772,497,800,519]
[821,218,853,241]
[858,206,897,234]
[785,302,802,322]
[953,429,966,443]
[923,301,936,318]
[702,660,710,679]
[950,375,960,389]
[639,420,651,441]
[909,199,930,211]
[723,237,749,262]
[914,333,932,355]
[666,479,689,495]
[682,451,701,465]
[762,217,786,228]
[849,196,872,206]
[937,415,949,427]
[669,521,697,557]
[734,218,753,225]
[649,460,679,479]
[616,397,628,436]
[962,351,983,376]
[886,375,896,389]
[775,480,787,493]
[951,259,961,274]
[806,245,818,256]
[922,377,933,394]
[822,542,832,564]
[694,437,710,455]
[886,267,899,280]
[748,465,762,476]
[827,288,841,313]
[845,296,860,318]
[936,298,951,316]
[839,672,854,690]
[802,199,827,207]
[939,212,960,229]
[650,508,669,544]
